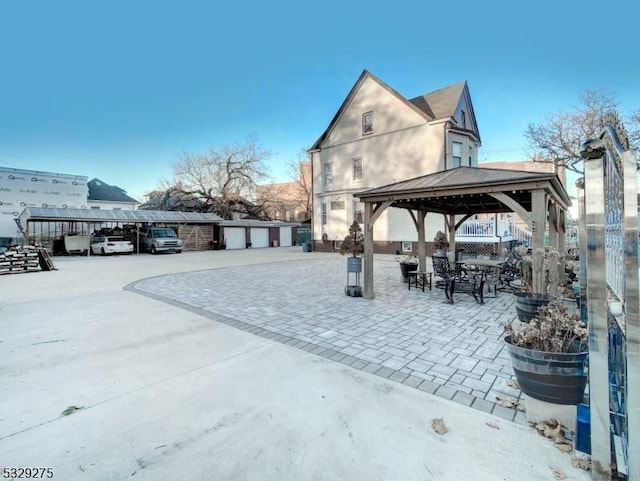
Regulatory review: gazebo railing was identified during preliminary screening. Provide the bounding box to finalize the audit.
[456,218,532,246]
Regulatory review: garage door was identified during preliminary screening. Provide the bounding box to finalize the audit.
[279,227,292,247]
[250,228,269,248]
[224,227,245,250]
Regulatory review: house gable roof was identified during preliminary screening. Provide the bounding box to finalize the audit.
[88,178,139,204]
[309,70,433,151]
[310,71,476,151]
[409,81,481,143]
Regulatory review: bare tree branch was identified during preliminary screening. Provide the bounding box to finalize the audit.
[524,89,639,174]
[141,136,271,219]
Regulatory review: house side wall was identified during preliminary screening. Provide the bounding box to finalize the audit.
[311,82,445,243]
[323,76,427,147]
[311,74,480,245]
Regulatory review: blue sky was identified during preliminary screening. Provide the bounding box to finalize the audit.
[1,0,637,202]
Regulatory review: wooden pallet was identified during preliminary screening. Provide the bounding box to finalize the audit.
[38,248,57,271]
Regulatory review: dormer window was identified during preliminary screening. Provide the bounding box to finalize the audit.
[362,111,373,135]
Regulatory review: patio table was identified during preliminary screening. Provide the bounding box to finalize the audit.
[456,259,503,298]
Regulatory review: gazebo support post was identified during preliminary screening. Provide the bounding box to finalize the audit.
[362,200,392,299]
[446,214,456,255]
[363,202,374,299]
[417,210,427,271]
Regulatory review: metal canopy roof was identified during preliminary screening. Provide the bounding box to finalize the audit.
[355,166,571,215]
[18,207,224,224]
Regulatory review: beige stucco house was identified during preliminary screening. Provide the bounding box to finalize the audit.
[308,69,481,252]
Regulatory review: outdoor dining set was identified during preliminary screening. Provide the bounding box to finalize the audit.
[407,251,520,304]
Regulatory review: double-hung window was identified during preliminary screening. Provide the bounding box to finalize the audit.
[362,111,373,135]
[321,203,327,225]
[323,162,332,189]
[452,142,462,168]
[353,157,363,181]
[353,200,364,224]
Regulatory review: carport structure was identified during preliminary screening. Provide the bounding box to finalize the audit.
[16,207,225,253]
[355,166,572,299]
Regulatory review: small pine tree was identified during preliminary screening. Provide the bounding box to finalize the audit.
[433,231,449,250]
[339,221,365,257]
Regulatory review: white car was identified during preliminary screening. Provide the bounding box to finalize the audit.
[91,235,134,256]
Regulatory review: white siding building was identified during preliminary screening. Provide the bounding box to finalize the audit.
[0,167,88,243]
[309,70,481,253]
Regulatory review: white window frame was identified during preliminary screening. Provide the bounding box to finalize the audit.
[353,200,363,224]
[362,111,373,135]
[452,141,462,168]
[323,162,332,188]
[402,241,413,253]
[353,157,363,181]
[321,202,327,225]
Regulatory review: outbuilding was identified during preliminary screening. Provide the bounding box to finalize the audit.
[16,207,225,254]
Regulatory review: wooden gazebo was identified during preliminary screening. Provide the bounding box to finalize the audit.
[355,166,572,299]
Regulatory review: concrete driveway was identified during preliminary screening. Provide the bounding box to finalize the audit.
[0,248,588,480]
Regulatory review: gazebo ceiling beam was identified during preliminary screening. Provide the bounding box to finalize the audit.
[356,180,550,204]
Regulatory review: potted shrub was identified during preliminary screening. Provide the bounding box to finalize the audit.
[504,301,588,404]
[399,254,419,283]
[433,231,449,256]
[340,221,364,296]
[513,245,560,323]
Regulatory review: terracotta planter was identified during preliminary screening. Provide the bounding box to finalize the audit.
[505,336,588,405]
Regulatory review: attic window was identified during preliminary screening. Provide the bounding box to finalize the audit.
[95,180,102,186]
[362,111,373,135]
[461,111,466,128]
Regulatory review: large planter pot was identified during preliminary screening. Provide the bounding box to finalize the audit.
[514,292,553,323]
[347,257,362,273]
[505,336,588,405]
[399,262,418,282]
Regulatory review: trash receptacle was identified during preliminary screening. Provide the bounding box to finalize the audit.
[303,241,312,252]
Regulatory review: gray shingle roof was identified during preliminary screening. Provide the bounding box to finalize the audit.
[88,178,139,203]
[409,81,466,121]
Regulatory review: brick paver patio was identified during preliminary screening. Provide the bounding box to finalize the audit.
[128,254,526,423]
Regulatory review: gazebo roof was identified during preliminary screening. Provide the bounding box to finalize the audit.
[355,166,571,215]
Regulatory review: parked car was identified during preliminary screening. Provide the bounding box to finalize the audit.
[140,227,183,254]
[91,235,134,256]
